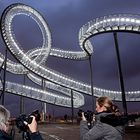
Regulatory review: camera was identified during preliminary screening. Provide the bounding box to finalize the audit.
[16,110,41,132]
[78,109,94,122]
[78,109,94,129]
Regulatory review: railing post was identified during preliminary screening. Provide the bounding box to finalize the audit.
[1,47,8,105]
[71,89,74,124]
[113,32,128,116]
[89,56,95,112]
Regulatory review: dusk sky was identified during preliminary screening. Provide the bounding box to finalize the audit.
[1,0,140,117]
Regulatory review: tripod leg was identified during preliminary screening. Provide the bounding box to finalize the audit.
[22,132,31,140]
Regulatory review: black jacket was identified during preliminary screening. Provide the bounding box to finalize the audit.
[0,130,43,140]
[30,132,44,140]
[0,130,12,140]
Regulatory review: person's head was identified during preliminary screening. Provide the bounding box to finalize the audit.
[0,105,10,132]
[96,96,113,113]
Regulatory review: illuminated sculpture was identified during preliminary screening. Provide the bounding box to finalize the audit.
[0,4,140,109]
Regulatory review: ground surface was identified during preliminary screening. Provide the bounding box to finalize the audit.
[14,122,140,140]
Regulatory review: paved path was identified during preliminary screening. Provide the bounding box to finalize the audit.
[14,123,140,140]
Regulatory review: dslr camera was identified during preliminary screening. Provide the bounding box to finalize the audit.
[78,109,94,129]
[16,110,41,132]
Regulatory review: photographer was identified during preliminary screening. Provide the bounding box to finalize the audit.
[0,105,11,140]
[80,96,124,140]
[0,105,43,140]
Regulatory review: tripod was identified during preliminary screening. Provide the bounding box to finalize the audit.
[22,131,31,140]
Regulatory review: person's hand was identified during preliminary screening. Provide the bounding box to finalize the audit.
[5,121,10,133]
[24,116,38,133]
[82,112,86,121]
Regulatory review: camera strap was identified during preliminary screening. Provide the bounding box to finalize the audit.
[10,125,15,140]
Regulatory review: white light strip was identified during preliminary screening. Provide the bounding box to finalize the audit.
[1,3,140,109]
